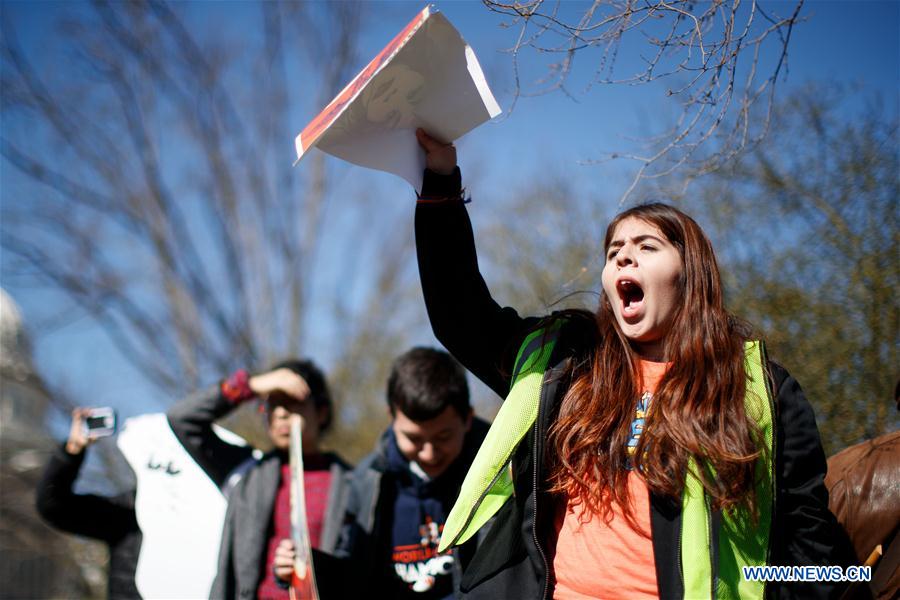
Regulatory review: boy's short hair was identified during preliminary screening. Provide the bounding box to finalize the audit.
[269,358,333,432]
[387,347,470,422]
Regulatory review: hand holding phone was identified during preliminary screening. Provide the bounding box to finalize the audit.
[66,407,118,454]
[83,407,117,438]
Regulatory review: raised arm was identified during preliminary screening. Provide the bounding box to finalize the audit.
[166,374,256,487]
[167,368,312,487]
[35,409,137,542]
[415,130,536,397]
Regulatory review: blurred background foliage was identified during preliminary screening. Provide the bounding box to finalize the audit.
[1,1,419,462]
[683,85,899,451]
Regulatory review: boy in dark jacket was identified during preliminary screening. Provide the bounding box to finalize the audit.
[277,347,489,599]
[167,359,350,600]
[35,408,142,600]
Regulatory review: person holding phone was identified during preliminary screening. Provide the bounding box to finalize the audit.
[35,408,142,600]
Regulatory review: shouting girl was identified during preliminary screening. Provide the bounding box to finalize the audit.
[413,130,855,599]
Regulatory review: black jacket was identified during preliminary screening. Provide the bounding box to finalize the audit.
[35,444,142,600]
[415,168,857,599]
[331,418,490,598]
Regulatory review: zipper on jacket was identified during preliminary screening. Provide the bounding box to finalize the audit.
[533,409,550,600]
[446,453,515,549]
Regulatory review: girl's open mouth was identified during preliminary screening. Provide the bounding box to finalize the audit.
[617,279,645,318]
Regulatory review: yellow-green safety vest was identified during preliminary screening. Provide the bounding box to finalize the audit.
[439,323,775,600]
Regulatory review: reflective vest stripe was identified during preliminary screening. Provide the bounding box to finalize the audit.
[437,322,562,552]
[681,340,775,599]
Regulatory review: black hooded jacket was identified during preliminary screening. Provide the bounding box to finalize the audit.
[330,417,490,599]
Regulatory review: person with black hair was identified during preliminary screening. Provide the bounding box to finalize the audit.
[166,359,351,600]
[315,347,489,598]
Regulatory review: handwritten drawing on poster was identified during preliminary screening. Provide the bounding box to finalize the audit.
[293,5,501,191]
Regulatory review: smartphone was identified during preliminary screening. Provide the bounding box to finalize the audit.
[84,407,117,438]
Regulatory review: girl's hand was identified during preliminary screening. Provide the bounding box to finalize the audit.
[416,128,457,175]
[273,538,296,582]
[249,368,310,403]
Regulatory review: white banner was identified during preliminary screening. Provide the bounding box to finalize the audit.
[117,414,232,599]
[289,414,319,599]
[294,5,501,191]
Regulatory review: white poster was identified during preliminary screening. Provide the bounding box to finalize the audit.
[294,5,501,191]
[117,414,230,599]
[289,415,319,599]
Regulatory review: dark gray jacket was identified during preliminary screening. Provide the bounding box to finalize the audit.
[167,386,350,600]
[330,419,490,598]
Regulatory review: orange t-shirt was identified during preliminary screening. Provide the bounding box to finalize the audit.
[552,360,669,599]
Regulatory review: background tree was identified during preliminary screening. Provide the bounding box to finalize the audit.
[0,1,419,460]
[2,1,888,468]
[678,84,899,452]
[483,0,805,201]
[479,173,608,315]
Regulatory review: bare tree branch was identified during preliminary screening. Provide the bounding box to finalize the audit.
[1,1,417,418]
[483,0,805,203]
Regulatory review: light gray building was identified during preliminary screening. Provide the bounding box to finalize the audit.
[0,289,104,599]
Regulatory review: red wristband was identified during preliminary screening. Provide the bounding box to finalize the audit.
[221,369,255,404]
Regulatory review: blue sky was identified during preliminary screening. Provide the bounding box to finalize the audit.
[2,1,897,438]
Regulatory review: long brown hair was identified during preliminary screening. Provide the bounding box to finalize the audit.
[547,203,761,525]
